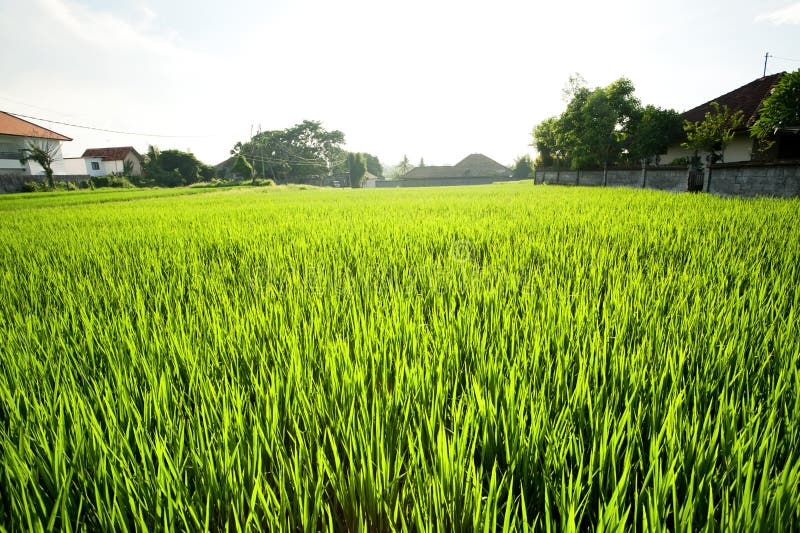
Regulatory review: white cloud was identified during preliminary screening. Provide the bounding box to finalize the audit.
[756,2,800,24]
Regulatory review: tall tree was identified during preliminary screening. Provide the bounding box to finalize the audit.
[19,141,60,189]
[533,75,641,184]
[347,152,367,188]
[532,116,568,168]
[512,155,534,178]
[362,153,383,177]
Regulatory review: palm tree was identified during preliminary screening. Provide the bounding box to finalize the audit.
[19,141,60,189]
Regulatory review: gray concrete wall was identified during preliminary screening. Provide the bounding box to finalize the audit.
[377,176,528,188]
[533,163,800,197]
[709,164,800,198]
[0,174,89,193]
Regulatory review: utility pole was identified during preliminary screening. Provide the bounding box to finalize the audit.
[763,52,770,77]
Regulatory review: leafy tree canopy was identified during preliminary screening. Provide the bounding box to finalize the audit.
[347,152,367,188]
[512,155,534,178]
[533,76,643,169]
[628,106,684,165]
[751,69,800,145]
[232,120,345,182]
[142,145,212,187]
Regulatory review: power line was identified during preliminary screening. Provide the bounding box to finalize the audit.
[771,55,800,63]
[3,111,211,138]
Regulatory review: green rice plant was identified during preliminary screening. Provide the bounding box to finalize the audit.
[0,184,798,531]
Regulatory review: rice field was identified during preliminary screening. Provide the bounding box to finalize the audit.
[1,183,799,531]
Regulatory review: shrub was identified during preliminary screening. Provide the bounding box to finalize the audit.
[90,175,135,189]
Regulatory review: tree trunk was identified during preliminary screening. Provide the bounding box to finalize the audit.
[603,160,608,187]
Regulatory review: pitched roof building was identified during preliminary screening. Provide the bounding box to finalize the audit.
[0,111,72,176]
[80,146,143,176]
[0,111,72,141]
[664,72,799,163]
[403,154,511,180]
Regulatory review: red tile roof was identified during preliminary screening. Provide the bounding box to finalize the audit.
[81,147,142,161]
[0,111,72,141]
[682,72,785,129]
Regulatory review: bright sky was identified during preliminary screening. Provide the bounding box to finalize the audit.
[1,0,799,169]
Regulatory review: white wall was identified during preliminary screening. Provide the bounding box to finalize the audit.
[0,136,65,175]
[663,131,755,165]
[103,159,124,175]
[723,134,753,163]
[62,158,90,175]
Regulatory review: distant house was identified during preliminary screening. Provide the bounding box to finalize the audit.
[399,154,513,186]
[79,147,143,176]
[0,111,72,176]
[664,72,799,164]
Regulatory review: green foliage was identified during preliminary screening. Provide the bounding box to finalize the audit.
[362,153,383,177]
[232,120,346,182]
[512,155,534,178]
[682,102,744,163]
[231,154,254,183]
[751,70,800,146]
[565,77,640,169]
[534,76,659,170]
[1,185,799,530]
[90,175,135,189]
[532,116,568,167]
[122,159,135,178]
[141,145,212,187]
[347,152,367,188]
[628,106,684,165]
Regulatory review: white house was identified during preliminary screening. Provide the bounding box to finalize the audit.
[663,72,799,164]
[0,111,72,176]
[80,147,143,176]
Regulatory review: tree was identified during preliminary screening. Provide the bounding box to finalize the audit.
[141,145,212,187]
[232,120,345,182]
[512,155,534,178]
[751,69,800,150]
[231,155,254,183]
[362,153,383,177]
[532,116,568,168]
[682,102,744,164]
[347,152,367,188]
[628,105,684,165]
[532,75,641,184]
[19,141,60,189]
[397,155,414,177]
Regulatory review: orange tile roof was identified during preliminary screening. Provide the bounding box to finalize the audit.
[0,111,72,141]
